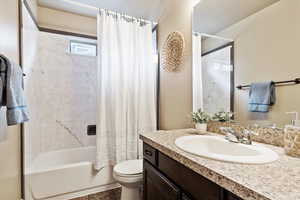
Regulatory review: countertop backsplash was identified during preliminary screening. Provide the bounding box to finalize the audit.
[284,125,300,158]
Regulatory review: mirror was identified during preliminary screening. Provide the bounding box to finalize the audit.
[192,0,300,127]
[193,33,234,114]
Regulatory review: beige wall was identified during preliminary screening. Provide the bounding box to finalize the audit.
[158,0,194,129]
[217,0,300,126]
[0,0,21,199]
[38,6,97,36]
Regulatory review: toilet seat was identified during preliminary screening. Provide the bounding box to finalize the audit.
[113,159,143,177]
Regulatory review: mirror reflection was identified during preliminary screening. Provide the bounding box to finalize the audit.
[193,0,300,127]
[193,33,234,114]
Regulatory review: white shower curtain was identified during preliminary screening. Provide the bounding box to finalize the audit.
[95,10,157,170]
[192,34,203,111]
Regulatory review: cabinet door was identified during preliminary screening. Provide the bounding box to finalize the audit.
[158,152,221,200]
[143,160,181,200]
[182,193,193,200]
[224,191,242,200]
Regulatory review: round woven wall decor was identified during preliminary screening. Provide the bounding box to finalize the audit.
[161,31,185,72]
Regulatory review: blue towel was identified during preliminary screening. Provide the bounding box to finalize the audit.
[249,81,276,112]
[0,55,29,126]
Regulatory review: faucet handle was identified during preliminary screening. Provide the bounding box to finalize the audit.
[219,127,234,134]
[220,127,240,143]
[225,132,239,143]
[243,129,258,135]
[241,129,258,145]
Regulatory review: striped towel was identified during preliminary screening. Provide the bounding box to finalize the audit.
[0,55,29,126]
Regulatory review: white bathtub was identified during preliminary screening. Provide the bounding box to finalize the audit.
[25,146,118,200]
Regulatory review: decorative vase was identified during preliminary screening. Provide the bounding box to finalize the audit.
[195,123,207,132]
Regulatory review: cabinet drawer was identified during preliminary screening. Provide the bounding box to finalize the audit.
[158,152,221,200]
[143,143,157,166]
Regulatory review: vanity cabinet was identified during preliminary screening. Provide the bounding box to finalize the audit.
[143,161,181,200]
[143,143,243,200]
[224,192,242,200]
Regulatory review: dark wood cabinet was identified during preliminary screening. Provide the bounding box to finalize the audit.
[143,160,181,200]
[224,192,242,200]
[143,143,243,200]
[158,152,221,200]
[181,193,193,200]
[143,143,158,166]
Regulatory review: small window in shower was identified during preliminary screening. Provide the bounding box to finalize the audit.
[69,41,97,56]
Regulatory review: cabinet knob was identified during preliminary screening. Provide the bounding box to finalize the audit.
[145,150,153,156]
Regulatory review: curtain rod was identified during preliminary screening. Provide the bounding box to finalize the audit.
[193,32,233,42]
[99,9,156,25]
[60,0,157,25]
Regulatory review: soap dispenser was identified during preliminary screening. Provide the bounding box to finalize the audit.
[286,112,300,127]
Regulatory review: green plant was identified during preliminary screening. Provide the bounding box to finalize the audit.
[212,111,233,122]
[191,109,211,124]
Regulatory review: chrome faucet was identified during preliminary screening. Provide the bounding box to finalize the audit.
[241,129,257,145]
[220,127,258,145]
[220,127,240,143]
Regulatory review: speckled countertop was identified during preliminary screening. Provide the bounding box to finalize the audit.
[140,129,300,200]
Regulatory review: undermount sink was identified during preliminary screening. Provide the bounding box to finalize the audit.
[175,135,279,164]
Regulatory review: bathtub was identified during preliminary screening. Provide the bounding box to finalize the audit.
[25,146,118,200]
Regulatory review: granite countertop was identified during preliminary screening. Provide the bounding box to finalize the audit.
[140,129,300,200]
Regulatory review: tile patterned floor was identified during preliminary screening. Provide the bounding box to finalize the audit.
[70,188,121,200]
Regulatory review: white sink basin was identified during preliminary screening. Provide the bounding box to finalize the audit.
[175,135,279,164]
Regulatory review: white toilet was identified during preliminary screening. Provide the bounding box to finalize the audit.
[113,159,143,200]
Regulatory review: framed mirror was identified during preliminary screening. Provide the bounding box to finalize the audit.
[193,33,234,114]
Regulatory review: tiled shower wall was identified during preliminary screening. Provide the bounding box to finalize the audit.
[202,46,231,114]
[24,31,97,168]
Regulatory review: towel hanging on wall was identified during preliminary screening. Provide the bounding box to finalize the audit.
[248,81,276,112]
[0,54,29,126]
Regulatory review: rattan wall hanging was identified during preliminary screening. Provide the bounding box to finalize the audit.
[161,31,185,72]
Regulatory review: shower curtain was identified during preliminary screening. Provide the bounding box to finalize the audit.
[95,10,157,170]
[192,33,203,111]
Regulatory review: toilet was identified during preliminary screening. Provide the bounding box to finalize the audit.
[113,159,143,200]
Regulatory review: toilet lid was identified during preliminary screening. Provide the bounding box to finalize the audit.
[114,159,143,176]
